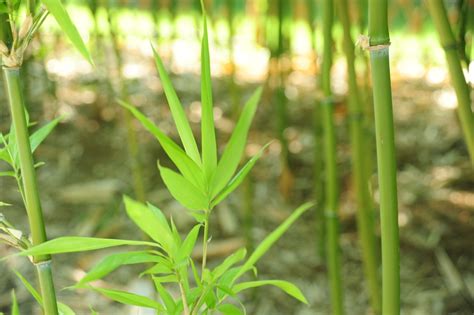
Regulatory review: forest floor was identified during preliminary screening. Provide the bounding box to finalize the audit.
[1,41,474,315]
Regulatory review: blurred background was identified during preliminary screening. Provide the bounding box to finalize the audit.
[0,0,473,314]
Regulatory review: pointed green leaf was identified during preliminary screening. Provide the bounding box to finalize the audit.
[91,287,163,310]
[212,248,246,281]
[216,303,243,315]
[58,303,76,315]
[151,46,201,164]
[16,237,157,257]
[154,281,176,313]
[120,101,205,189]
[200,15,217,181]
[233,202,313,282]
[11,291,19,315]
[30,117,61,153]
[211,88,262,197]
[176,224,201,263]
[0,171,15,177]
[233,280,308,304]
[158,164,209,211]
[41,0,92,64]
[76,251,161,287]
[152,274,178,283]
[211,143,269,208]
[14,270,42,304]
[123,196,174,253]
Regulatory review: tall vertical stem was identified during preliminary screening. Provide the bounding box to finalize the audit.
[427,0,474,165]
[3,67,59,315]
[321,0,344,314]
[368,1,400,314]
[335,0,381,312]
[107,7,146,202]
[201,212,210,275]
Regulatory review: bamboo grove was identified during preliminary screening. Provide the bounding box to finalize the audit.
[0,0,473,314]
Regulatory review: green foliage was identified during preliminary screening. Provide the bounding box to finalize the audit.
[5,7,311,314]
[40,0,92,63]
[11,290,19,315]
[0,0,91,66]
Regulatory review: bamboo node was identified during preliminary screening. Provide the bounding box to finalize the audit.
[33,260,52,269]
[357,35,391,51]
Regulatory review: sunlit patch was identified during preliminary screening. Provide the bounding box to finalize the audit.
[425,67,447,85]
[398,211,409,227]
[245,143,262,157]
[269,141,282,156]
[171,39,200,74]
[46,57,93,78]
[289,139,303,154]
[431,166,460,184]
[469,61,474,84]
[396,59,425,79]
[448,191,474,208]
[189,101,202,123]
[122,62,150,79]
[234,44,269,83]
[434,89,457,110]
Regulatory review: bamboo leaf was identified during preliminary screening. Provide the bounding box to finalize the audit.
[120,100,205,189]
[200,14,217,181]
[216,303,243,315]
[76,251,161,287]
[58,303,76,315]
[91,287,163,310]
[151,46,201,164]
[16,237,157,257]
[11,291,19,315]
[211,88,262,197]
[211,143,269,208]
[41,0,92,64]
[0,171,15,177]
[154,282,176,313]
[30,117,61,153]
[14,270,42,304]
[152,274,178,283]
[176,224,201,264]
[158,164,209,211]
[233,280,308,304]
[212,248,246,280]
[232,202,313,282]
[123,196,174,253]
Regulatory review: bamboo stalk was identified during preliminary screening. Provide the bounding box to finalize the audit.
[321,0,344,313]
[335,0,381,312]
[106,6,146,202]
[3,67,59,315]
[368,1,400,313]
[427,0,474,166]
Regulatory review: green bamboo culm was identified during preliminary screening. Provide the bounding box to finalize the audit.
[335,0,381,313]
[427,0,474,166]
[106,6,146,202]
[321,0,344,313]
[3,68,59,315]
[368,0,400,314]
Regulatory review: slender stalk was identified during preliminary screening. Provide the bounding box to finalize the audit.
[368,1,400,314]
[321,0,344,314]
[176,271,190,315]
[427,0,474,165]
[107,6,146,202]
[335,0,381,312]
[201,212,210,275]
[3,67,59,315]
